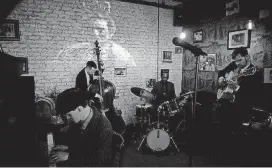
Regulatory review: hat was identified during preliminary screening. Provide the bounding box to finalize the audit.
[55,88,88,115]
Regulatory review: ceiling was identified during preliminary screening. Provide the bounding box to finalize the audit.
[0,0,22,22]
[115,0,183,9]
[1,0,270,24]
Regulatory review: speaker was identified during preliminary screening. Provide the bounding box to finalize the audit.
[0,76,36,166]
[173,9,185,26]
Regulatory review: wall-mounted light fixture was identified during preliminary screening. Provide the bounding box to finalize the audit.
[247,20,253,30]
[179,32,186,39]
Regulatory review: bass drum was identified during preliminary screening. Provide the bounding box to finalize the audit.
[146,122,170,152]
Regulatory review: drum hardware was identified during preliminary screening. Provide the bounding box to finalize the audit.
[137,111,180,153]
[175,119,187,133]
[135,103,152,124]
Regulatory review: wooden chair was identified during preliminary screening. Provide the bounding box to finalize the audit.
[111,131,125,167]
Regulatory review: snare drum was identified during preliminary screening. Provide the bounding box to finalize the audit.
[158,99,179,117]
[135,104,152,122]
[146,122,170,152]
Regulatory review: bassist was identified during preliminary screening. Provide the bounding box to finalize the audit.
[217,47,263,134]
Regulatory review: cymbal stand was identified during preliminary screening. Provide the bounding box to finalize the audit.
[137,103,148,151]
[170,136,180,153]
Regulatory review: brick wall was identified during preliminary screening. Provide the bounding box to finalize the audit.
[1,0,182,124]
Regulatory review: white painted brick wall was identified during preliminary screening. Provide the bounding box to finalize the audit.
[2,0,183,124]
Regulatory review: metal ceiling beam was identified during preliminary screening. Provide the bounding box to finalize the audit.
[115,0,176,9]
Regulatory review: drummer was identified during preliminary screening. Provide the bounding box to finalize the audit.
[151,70,176,120]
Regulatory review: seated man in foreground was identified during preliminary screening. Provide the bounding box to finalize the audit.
[50,88,113,167]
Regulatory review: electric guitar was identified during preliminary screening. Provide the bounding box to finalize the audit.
[217,66,257,102]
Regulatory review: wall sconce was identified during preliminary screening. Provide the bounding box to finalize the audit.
[247,20,253,30]
[179,32,186,39]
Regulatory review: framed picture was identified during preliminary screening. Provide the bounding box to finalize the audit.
[199,54,216,72]
[161,69,169,77]
[193,30,203,43]
[174,47,183,54]
[0,19,20,41]
[163,51,172,62]
[264,68,272,83]
[227,29,251,50]
[114,67,127,76]
[15,57,28,74]
[226,0,239,16]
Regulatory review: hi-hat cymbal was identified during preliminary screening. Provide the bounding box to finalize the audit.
[131,87,155,100]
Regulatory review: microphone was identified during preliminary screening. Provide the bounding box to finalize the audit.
[172,37,207,56]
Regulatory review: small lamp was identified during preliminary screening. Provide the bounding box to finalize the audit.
[247,20,253,30]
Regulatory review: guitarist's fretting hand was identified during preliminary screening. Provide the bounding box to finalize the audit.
[218,76,225,87]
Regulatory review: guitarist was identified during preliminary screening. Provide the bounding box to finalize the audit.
[217,47,263,134]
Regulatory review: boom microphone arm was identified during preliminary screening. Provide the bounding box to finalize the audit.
[172,37,207,56]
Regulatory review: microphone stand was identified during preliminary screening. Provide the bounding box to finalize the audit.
[172,38,206,166]
[188,53,201,167]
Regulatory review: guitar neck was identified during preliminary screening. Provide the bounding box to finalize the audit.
[230,67,255,81]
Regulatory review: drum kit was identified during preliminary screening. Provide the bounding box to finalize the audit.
[131,87,193,153]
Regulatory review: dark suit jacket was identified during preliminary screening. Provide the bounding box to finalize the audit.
[75,68,93,92]
[57,107,113,167]
[151,80,176,107]
[218,63,264,121]
[235,64,263,112]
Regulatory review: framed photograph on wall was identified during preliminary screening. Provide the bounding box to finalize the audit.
[163,51,172,62]
[227,29,251,50]
[226,0,239,16]
[161,69,169,77]
[0,19,20,41]
[264,68,272,83]
[15,57,28,74]
[174,47,183,54]
[114,67,127,76]
[193,30,203,43]
[199,54,216,72]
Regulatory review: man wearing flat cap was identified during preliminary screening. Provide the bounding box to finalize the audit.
[50,88,113,167]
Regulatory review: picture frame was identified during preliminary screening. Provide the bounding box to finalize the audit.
[161,69,169,77]
[193,30,203,43]
[163,51,172,62]
[15,57,28,74]
[227,29,251,50]
[174,47,183,54]
[226,0,239,16]
[114,67,127,76]
[264,68,272,83]
[0,19,20,41]
[199,54,216,72]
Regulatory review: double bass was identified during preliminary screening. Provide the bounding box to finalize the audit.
[92,40,109,116]
[91,41,126,134]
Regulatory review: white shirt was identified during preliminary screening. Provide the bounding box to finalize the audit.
[240,63,251,73]
[84,68,90,87]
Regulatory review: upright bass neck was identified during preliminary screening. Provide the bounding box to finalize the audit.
[94,40,108,115]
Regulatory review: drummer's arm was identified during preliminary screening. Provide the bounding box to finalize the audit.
[171,83,176,99]
[151,84,158,103]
